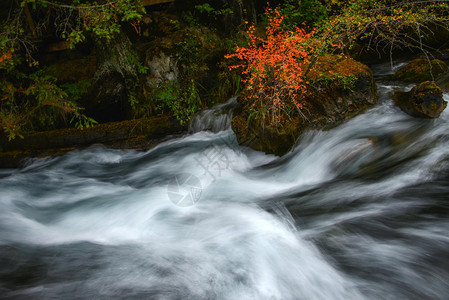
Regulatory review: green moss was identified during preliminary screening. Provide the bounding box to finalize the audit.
[392,59,448,83]
[307,55,370,90]
[308,55,370,80]
[416,81,441,92]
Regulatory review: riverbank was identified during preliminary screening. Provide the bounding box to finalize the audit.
[0,116,186,168]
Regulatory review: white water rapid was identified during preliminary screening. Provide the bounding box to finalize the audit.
[1,63,449,299]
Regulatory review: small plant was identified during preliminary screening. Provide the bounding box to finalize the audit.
[154,80,202,126]
[314,74,356,91]
[226,7,316,126]
[124,52,149,112]
[127,53,148,75]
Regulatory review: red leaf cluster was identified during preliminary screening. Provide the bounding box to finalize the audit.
[226,7,315,125]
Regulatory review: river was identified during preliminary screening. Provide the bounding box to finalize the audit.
[1,63,449,299]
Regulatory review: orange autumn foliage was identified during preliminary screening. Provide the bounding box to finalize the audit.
[0,50,13,68]
[226,7,315,125]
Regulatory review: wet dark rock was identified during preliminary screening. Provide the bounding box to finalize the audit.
[393,81,447,118]
[232,55,377,156]
[88,31,140,122]
[392,59,448,83]
[231,115,306,156]
[47,54,96,82]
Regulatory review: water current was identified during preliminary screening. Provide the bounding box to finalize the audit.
[1,62,449,299]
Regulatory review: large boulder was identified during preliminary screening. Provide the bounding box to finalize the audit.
[392,58,448,83]
[232,55,377,156]
[306,55,377,127]
[393,81,447,118]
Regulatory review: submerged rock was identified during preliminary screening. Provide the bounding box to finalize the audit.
[393,81,447,118]
[232,55,377,156]
[392,58,448,83]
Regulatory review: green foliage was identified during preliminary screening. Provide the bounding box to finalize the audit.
[247,101,267,129]
[175,31,203,68]
[180,1,235,31]
[214,57,243,101]
[61,80,91,101]
[154,80,202,126]
[27,0,143,46]
[125,53,148,112]
[314,74,356,90]
[70,111,98,130]
[65,30,86,49]
[0,23,24,70]
[280,0,328,27]
[127,53,148,75]
[126,78,140,111]
[0,0,144,140]
[0,111,23,141]
[318,0,449,56]
[0,68,96,140]
[195,3,233,17]
[1,1,144,64]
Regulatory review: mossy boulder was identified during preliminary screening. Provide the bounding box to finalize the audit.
[232,55,377,156]
[306,55,377,127]
[393,81,447,118]
[392,59,448,83]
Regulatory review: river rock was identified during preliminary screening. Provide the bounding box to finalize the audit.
[393,81,447,118]
[232,55,377,156]
[392,58,448,83]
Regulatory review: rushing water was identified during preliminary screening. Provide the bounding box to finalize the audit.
[1,64,449,299]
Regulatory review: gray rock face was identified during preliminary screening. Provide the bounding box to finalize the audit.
[146,52,179,89]
[394,81,447,118]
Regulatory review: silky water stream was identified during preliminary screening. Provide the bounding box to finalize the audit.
[1,63,449,299]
